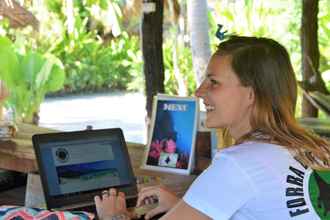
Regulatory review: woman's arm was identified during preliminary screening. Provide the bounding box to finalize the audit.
[95,187,211,220]
[160,200,211,220]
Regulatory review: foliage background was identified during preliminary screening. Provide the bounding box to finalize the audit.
[0,0,330,119]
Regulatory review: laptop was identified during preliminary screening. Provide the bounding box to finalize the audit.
[32,128,138,212]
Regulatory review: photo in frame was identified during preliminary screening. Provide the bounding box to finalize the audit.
[142,94,199,175]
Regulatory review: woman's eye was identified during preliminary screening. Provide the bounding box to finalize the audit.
[209,79,219,85]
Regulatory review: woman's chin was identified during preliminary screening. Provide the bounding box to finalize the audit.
[205,118,225,129]
[205,121,218,129]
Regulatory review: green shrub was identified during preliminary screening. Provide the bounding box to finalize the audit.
[163,40,195,96]
[0,36,65,122]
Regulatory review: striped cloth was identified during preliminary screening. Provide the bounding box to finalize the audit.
[0,206,94,220]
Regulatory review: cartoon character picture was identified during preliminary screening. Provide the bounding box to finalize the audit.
[143,94,198,175]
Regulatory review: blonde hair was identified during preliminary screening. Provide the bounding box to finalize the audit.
[215,36,330,170]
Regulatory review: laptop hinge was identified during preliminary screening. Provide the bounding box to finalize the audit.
[53,201,95,211]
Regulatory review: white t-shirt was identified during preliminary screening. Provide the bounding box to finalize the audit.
[183,142,330,220]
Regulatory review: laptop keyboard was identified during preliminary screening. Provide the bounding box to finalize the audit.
[126,196,137,208]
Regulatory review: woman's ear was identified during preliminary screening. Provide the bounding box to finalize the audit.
[247,87,255,106]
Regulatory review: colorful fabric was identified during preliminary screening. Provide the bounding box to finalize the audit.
[0,206,94,220]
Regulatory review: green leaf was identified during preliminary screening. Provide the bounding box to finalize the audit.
[222,10,234,21]
[35,59,55,90]
[99,0,109,10]
[37,54,65,92]
[111,2,123,18]
[45,0,62,13]
[46,63,65,92]
[0,36,21,88]
[21,51,45,84]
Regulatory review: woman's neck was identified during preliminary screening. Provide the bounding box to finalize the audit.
[228,123,253,141]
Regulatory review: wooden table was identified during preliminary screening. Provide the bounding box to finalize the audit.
[0,123,55,173]
[0,123,202,208]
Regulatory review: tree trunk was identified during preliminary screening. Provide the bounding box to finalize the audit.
[188,0,211,86]
[301,0,319,117]
[141,0,165,126]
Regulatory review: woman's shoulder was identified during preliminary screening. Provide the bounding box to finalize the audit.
[214,141,293,165]
[218,141,289,155]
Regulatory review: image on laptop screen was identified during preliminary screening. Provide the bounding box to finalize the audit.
[39,134,133,197]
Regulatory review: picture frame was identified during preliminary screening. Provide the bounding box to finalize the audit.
[142,94,199,175]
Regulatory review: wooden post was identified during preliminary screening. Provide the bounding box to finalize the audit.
[301,0,319,117]
[141,0,165,134]
[0,0,39,30]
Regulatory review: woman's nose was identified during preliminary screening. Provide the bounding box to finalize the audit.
[195,81,208,98]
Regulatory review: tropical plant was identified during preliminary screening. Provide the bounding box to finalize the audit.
[211,0,302,73]
[48,27,142,93]
[319,0,330,89]
[0,36,65,123]
[163,40,195,96]
[40,0,143,93]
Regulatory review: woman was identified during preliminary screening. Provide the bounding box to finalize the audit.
[95,36,330,220]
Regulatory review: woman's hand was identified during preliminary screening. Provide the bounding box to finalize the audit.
[136,186,179,220]
[94,188,131,220]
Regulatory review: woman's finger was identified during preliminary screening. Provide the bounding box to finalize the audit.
[117,192,127,210]
[109,188,117,196]
[94,195,101,204]
[108,188,117,210]
[137,190,159,207]
[101,190,109,200]
[94,195,103,215]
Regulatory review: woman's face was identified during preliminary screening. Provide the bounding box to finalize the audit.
[195,55,255,139]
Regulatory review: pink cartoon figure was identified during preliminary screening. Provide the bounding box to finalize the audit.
[164,138,176,153]
[148,139,163,159]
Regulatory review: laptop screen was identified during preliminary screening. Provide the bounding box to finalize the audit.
[33,128,137,208]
